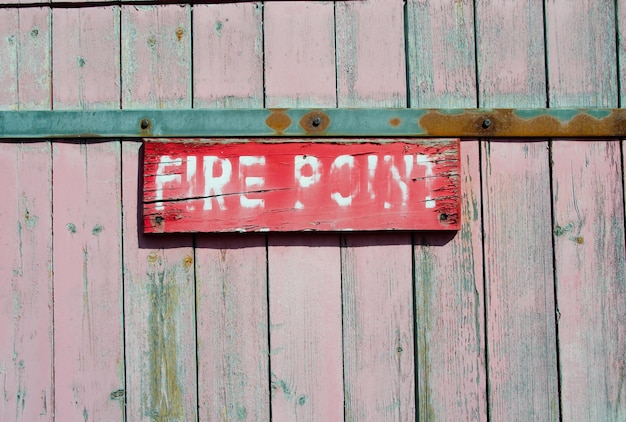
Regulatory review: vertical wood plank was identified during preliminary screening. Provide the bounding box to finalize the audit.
[193,3,263,109]
[195,236,269,421]
[621,8,626,381]
[52,8,120,110]
[264,3,343,420]
[267,235,343,421]
[52,6,125,421]
[0,10,18,109]
[407,0,476,107]
[0,8,52,421]
[407,1,486,420]
[335,0,414,420]
[0,144,52,421]
[475,0,559,419]
[0,8,51,111]
[336,0,405,107]
[122,5,191,110]
[121,5,197,421]
[52,142,124,421]
[193,3,269,421]
[264,2,336,108]
[547,1,626,420]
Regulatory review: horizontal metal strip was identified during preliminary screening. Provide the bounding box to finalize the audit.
[0,108,624,139]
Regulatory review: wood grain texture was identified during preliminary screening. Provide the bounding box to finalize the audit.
[122,142,197,422]
[264,2,336,108]
[546,0,617,109]
[335,0,405,107]
[52,7,120,110]
[413,148,485,422]
[551,141,626,420]
[52,142,125,421]
[0,9,52,421]
[547,1,625,420]
[0,8,51,110]
[121,4,197,421]
[407,1,486,420]
[195,236,269,422]
[406,0,477,108]
[122,5,191,109]
[0,143,52,421]
[267,235,343,421]
[335,1,415,420]
[476,0,559,420]
[51,7,124,420]
[193,3,263,108]
[476,0,545,109]
[193,4,269,421]
[341,235,414,421]
[620,12,626,404]
[264,2,343,420]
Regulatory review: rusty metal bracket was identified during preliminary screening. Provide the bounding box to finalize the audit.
[0,108,624,139]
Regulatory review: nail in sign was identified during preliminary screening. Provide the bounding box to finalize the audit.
[143,139,460,233]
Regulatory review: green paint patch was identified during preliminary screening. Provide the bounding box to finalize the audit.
[513,109,546,120]
[549,109,579,122]
[584,109,611,119]
[296,395,307,406]
[383,399,401,413]
[77,56,86,68]
[553,222,574,236]
[24,210,39,229]
[67,223,77,234]
[30,28,39,38]
[235,404,247,420]
[92,224,103,236]
[270,375,292,400]
[214,20,223,36]
[110,389,125,400]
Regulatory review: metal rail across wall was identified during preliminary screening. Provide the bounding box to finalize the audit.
[1,108,625,139]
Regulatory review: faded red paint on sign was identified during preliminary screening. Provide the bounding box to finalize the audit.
[143,139,460,233]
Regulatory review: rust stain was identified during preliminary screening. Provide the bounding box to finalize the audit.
[182,254,193,268]
[419,109,626,137]
[147,35,157,48]
[266,110,292,134]
[299,110,330,134]
[175,27,185,42]
[389,117,402,127]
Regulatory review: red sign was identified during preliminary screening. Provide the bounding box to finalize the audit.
[143,139,460,233]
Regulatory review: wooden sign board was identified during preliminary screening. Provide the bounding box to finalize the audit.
[143,139,460,233]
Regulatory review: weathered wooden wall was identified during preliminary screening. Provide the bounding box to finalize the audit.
[0,0,625,421]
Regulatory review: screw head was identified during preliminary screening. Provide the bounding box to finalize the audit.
[311,117,321,127]
[140,119,150,130]
[482,119,492,129]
